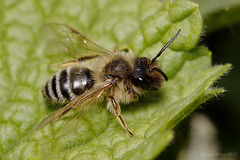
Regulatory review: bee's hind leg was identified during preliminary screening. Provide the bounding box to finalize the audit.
[107,96,134,137]
[48,60,78,68]
[48,55,100,68]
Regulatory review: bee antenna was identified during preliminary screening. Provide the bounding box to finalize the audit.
[151,29,181,64]
[149,67,168,81]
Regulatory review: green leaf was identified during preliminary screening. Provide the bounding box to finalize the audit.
[0,0,231,159]
[192,0,240,32]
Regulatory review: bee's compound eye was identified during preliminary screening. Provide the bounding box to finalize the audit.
[132,77,152,91]
[132,57,153,91]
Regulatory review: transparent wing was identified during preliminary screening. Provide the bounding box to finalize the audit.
[34,81,113,132]
[43,23,113,57]
[56,94,96,137]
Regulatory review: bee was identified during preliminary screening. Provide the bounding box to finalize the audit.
[34,23,181,136]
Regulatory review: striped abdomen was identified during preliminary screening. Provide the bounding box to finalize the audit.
[43,67,94,103]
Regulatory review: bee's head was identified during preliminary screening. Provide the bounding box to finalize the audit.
[132,57,167,91]
[131,29,181,91]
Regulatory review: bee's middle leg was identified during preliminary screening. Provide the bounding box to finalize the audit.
[48,55,100,68]
[107,96,134,137]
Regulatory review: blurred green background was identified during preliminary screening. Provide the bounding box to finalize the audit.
[159,0,240,159]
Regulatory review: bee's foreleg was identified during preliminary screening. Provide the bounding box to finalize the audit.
[107,96,134,137]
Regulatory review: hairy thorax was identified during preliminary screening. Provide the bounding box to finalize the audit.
[101,57,139,103]
[103,57,132,80]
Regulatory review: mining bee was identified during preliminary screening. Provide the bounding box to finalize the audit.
[34,23,181,136]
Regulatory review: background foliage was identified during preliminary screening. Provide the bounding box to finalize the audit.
[0,0,237,159]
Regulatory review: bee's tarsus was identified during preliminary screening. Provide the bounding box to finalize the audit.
[109,96,134,136]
